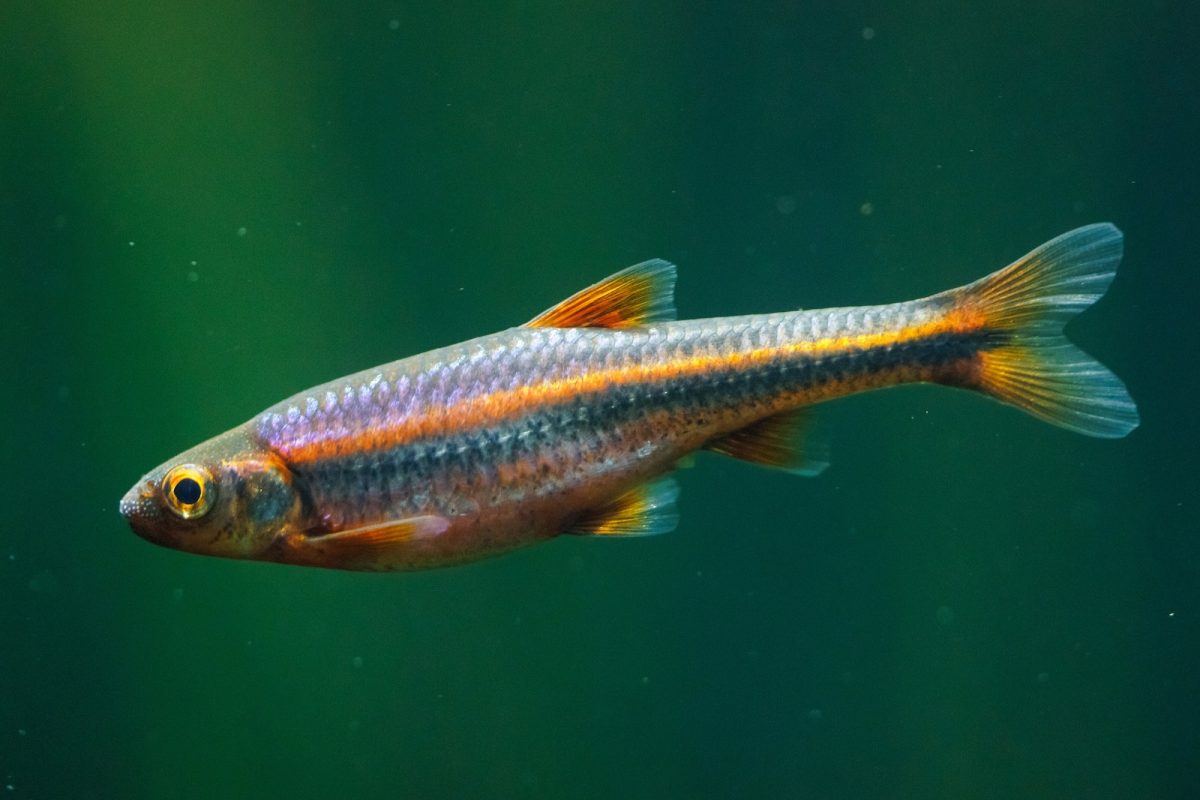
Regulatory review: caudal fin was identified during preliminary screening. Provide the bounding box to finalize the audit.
[955,223,1139,438]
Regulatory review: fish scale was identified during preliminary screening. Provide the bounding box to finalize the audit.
[258,299,971,535]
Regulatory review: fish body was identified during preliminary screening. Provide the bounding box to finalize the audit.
[120,224,1138,571]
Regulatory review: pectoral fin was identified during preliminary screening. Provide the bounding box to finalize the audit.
[705,409,828,475]
[324,515,451,546]
[568,477,680,537]
[318,515,450,552]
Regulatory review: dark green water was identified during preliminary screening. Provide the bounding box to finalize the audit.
[2,4,1196,798]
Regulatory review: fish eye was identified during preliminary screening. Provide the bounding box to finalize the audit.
[162,464,214,519]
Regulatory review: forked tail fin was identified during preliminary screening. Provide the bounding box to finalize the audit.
[954,223,1139,438]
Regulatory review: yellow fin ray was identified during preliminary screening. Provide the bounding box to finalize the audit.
[954,223,1139,438]
[317,515,450,551]
[525,259,677,329]
[568,477,680,537]
[705,408,828,475]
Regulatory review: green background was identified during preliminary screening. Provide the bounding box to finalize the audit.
[2,3,1195,798]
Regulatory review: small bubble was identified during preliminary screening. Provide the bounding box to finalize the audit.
[861,26,876,40]
[352,655,364,668]
[807,708,823,721]
[187,271,199,283]
[640,675,650,685]
[17,729,26,736]
[128,241,136,247]
[776,195,797,215]
[859,201,874,216]
[388,18,400,30]
[236,226,247,237]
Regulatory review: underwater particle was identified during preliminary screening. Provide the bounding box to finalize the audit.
[1036,671,1050,684]
[859,201,874,216]
[187,271,199,283]
[776,195,797,215]
[641,675,650,685]
[17,729,26,736]
[348,719,361,732]
[861,27,876,40]
[128,241,135,247]
[807,708,823,722]
[57,385,70,402]
[236,226,248,237]
[54,214,67,229]
[352,655,364,668]
[936,605,955,626]
[172,587,184,602]
[388,18,400,30]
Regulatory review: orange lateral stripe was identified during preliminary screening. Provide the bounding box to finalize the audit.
[283,308,982,463]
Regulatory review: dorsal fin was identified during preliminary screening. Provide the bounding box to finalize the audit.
[705,409,829,475]
[567,477,680,537]
[525,259,677,329]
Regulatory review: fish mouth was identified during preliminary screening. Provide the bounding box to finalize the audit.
[119,478,162,540]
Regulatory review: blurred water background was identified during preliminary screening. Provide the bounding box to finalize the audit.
[1,3,1196,798]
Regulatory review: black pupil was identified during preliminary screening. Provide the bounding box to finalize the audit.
[173,477,202,505]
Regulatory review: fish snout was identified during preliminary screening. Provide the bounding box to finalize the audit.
[119,477,164,541]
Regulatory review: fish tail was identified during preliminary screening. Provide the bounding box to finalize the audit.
[947,223,1139,438]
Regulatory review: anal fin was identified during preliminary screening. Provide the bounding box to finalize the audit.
[705,409,828,476]
[568,477,680,537]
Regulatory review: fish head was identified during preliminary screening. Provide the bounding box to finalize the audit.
[120,428,303,562]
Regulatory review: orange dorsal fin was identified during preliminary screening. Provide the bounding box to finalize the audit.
[568,477,680,537]
[705,409,829,475]
[525,259,677,329]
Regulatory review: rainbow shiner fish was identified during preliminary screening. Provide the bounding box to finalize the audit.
[120,224,1138,571]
